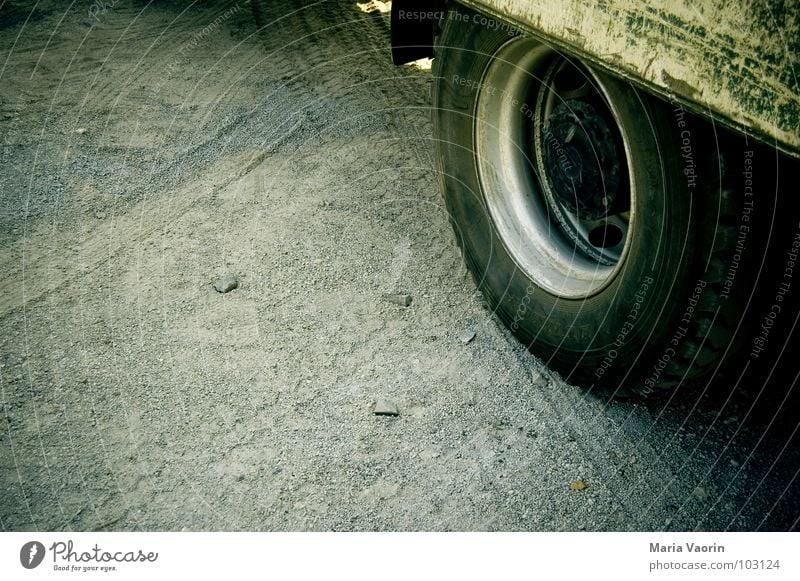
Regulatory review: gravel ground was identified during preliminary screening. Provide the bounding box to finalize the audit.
[1,0,798,531]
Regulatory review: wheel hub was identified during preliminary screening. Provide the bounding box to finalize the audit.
[541,101,621,220]
[474,40,634,298]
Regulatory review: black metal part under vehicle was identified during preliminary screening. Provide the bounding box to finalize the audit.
[390,0,440,65]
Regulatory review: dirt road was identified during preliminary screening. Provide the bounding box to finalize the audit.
[1,0,798,531]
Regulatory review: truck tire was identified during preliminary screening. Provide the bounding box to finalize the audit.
[433,6,754,396]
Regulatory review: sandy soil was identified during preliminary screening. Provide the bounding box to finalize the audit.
[1,0,798,531]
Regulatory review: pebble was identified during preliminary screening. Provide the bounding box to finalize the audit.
[530,369,549,386]
[213,275,239,293]
[75,127,87,134]
[384,293,412,307]
[373,399,399,416]
[458,330,476,344]
[692,486,710,500]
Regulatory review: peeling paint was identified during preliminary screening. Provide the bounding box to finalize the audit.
[661,71,698,100]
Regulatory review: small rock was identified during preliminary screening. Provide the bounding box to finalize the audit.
[383,293,412,307]
[729,459,740,467]
[530,369,548,386]
[373,399,399,416]
[692,486,710,500]
[569,480,588,491]
[75,127,87,134]
[213,275,239,293]
[458,330,476,344]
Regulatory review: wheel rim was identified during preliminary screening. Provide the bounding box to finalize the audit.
[474,38,635,299]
